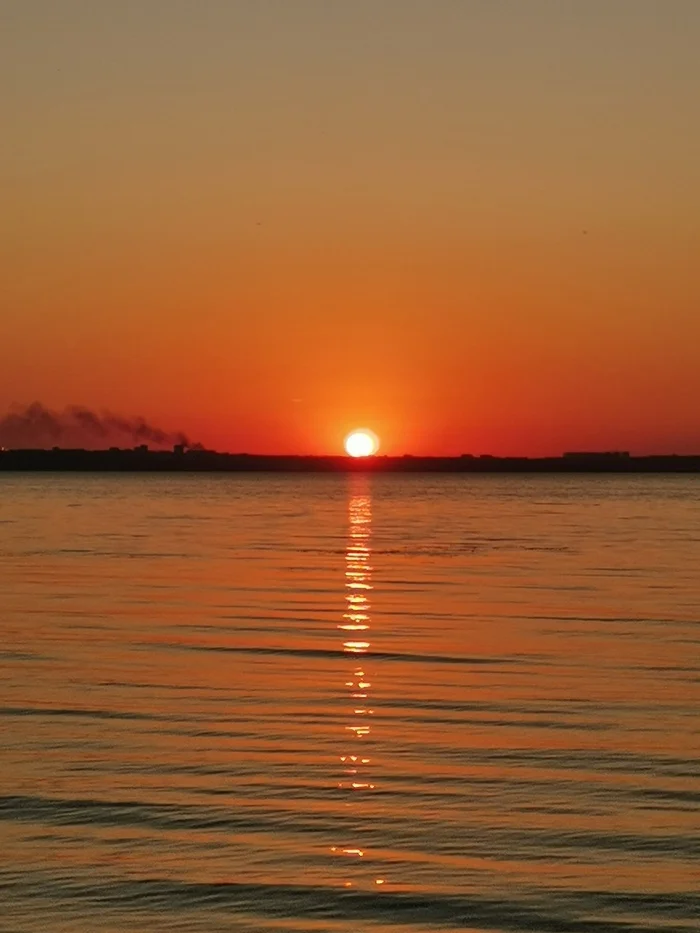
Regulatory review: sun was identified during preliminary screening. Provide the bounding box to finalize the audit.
[344,429,379,458]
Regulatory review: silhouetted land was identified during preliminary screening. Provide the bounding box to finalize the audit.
[1,448,700,472]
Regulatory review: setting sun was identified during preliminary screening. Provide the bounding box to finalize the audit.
[344,430,379,458]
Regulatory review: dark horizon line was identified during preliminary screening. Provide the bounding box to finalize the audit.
[1,447,700,473]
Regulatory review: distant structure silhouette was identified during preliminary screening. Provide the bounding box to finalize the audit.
[563,450,630,460]
[1,447,698,473]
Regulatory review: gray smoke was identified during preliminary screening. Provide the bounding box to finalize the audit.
[0,402,201,450]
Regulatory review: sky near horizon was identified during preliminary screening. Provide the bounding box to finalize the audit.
[2,0,699,455]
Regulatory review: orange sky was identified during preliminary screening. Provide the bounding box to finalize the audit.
[2,1,699,455]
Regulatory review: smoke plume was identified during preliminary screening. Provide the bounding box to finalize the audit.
[0,402,201,450]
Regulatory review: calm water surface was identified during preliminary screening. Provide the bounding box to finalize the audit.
[1,473,698,932]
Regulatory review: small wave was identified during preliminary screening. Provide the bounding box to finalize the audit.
[0,705,181,723]
[0,650,49,662]
[2,872,698,932]
[146,641,519,668]
[0,794,338,837]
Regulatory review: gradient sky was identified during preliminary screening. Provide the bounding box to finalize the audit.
[2,0,699,454]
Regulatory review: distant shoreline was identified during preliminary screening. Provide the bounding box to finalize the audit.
[1,449,699,473]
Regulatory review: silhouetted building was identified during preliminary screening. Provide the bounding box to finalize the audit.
[563,451,630,459]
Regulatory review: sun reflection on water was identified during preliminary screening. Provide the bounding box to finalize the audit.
[331,479,385,887]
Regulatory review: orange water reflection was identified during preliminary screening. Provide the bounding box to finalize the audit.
[331,479,385,887]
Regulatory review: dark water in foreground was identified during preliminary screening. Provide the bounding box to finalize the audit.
[0,473,698,933]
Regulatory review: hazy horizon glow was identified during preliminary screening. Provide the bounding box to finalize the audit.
[2,2,699,455]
